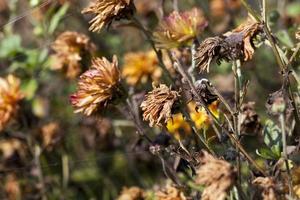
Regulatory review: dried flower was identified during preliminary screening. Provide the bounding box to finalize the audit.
[195,18,263,72]
[122,51,162,85]
[141,84,179,127]
[70,56,122,116]
[194,79,218,105]
[40,122,62,150]
[0,139,25,160]
[266,89,292,116]
[5,174,21,200]
[0,75,24,132]
[210,0,241,18]
[153,8,208,49]
[51,31,96,79]
[253,177,278,200]
[195,151,236,200]
[82,0,134,32]
[155,184,186,200]
[117,186,145,200]
[240,102,262,136]
[166,113,191,140]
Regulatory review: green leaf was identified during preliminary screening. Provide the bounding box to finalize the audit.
[21,79,38,100]
[276,30,294,48]
[48,3,69,34]
[286,2,300,17]
[0,34,22,58]
[263,119,282,157]
[256,148,279,160]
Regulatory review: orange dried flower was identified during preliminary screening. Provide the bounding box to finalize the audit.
[122,51,162,85]
[0,75,23,132]
[70,56,121,116]
[117,186,145,200]
[141,84,179,127]
[210,0,241,17]
[82,0,134,32]
[195,151,236,200]
[253,177,278,200]
[41,122,62,149]
[156,184,186,200]
[154,8,208,49]
[51,31,96,79]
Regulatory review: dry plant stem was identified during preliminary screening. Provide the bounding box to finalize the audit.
[173,56,267,176]
[279,113,293,196]
[233,61,242,184]
[34,145,47,200]
[132,17,174,84]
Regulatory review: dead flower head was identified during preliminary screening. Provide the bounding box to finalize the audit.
[51,31,96,79]
[122,51,162,86]
[117,186,145,200]
[253,177,278,200]
[0,75,24,132]
[70,56,122,116]
[40,122,62,150]
[195,151,236,200]
[266,89,293,116]
[154,8,208,49]
[195,18,263,73]
[141,84,180,127]
[155,184,186,200]
[240,102,262,136]
[82,0,135,32]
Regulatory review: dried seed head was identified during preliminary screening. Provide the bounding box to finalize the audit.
[194,79,218,105]
[70,56,122,116]
[266,89,293,116]
[155,184,186,200]
[117,186,145,200]
[122,51,162,85]
[141,84,180,127]
[51,31,96,79]
[154,8,208,49]
[195,18,263,73]
[240,102,262,136]
[82,0,134,32]
[195,151,237,200]
[253,177,278,200]
[0,75,24,132]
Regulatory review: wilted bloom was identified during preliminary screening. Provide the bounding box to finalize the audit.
[253,177,278,200]
[70,56,122,116]
[153,8,208,49]
[155,184,186,200]
[195,18,263,72]
[117,186,145,200]
[0,75,23,132]
[51,31,96,79]
[195,151,236,200]
[82,0,134,32]
[122,51,162,85]
[210,0,241,18]
[141,84,179,127]
[40,122,62,150]
[240,102,262,136]
[166,113,191,140]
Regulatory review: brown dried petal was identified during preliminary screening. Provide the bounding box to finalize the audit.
[253,177,278,200]
[155,185,186,200]
[141,84,179,127]
[195,151,236,200]
[240,102,262,136]
[117,186,145,200]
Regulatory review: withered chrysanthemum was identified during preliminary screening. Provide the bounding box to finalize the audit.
[153,8,208,49]
[70,56,121,116]
[117,186,145,200]
[195,151,236,200]
[0,75,23,132]
[141,84,179,127]
[195,18,263,72]
[51,31,96,79]
[122,51,162,85]
[252,177,278,200]
[155,184,186,200]
[82,0,134,32]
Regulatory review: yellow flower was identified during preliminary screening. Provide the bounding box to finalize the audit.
[122,51,162,85]
[166,113,191,140]
[70,56,122,116]
[82,0,134,32]
[51,31,96,79]
[153,8,207,49]
[0,75,23,132]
